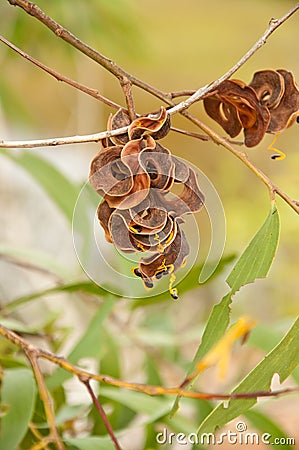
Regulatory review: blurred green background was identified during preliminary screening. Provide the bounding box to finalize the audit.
[0,1,298,449]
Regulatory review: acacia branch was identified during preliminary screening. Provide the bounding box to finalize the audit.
[167,3,299,114]
[6,0,299,114]
[80,377,122,450]
[2,1,299,217]
[0,127,128,148]
[24,346,65,450]
[0,35,122,110]
[6,0,172,104]
[0,324,297,403]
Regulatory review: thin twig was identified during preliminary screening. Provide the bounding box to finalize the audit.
[170,126,210,141]
[24,346,65,450]
[0,35,121,110]
[0,324,297,402]
[120,77,136,121]
[0,127,128,148]
[167,4,299,114]
[0,253,63,283]
[80,377,122,450]
[29,423,52,450]
[7,0,298,114]
[2,0,299,216]
[6,0,172,104]
[181,110,299,214]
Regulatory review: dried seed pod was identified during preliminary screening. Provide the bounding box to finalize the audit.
[249,69,285,109]
[266,69,299,133]
[90,107,205,297]
[128,107,171,140]
[204,79,270,147]
[108,108,130,145]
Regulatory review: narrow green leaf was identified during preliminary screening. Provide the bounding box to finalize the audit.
[171,205,280,416]
[227,204,280,294]
[47,297,115,389]
[64,436,116,450]
[99,387,197,433]
[4,281,115,313]
[170,294,231,416]
[99,387,170,422]
[245,409,294,450]
[0,368,37,450]
[1,150,79,223]
[197,317,299,433]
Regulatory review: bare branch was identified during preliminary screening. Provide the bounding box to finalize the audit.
[0,127,128,148]
[168,4,299,114]
[0,34,121,110]
[0,324,297,403]
[6,0,172,104]
[0,253,64,283]
[80,378,122,450]
[2,1,299,217]
[8,0,298,116]
[25,346,65,450]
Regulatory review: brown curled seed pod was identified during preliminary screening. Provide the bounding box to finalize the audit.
[90,107,205,297]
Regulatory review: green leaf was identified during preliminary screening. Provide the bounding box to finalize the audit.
[0,368,37,450]
[170,294,231,417]
[47,297,115,389]
[64,436,116,450]
[0,150,80,223]
[245,409,294,450]
[197,317,299,433]
[4,281,116,313]
[99,387,170,423]
[171,205,280,415]
[227,204,280,294]
[99,387,197,433]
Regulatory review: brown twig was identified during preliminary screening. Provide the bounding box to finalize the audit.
[0,127,128,148]
[170,126,210,141]
[181,110,299,214]
[0,324,297,403]
[7,0,298,115]
[80,377,122,450]
[167,4,299,114]
[3,0,299,217]
[6,0,172,104]
[120,78,136,121]
[0,35,121,110]
[0,253,64,283]
[24,345,65,450]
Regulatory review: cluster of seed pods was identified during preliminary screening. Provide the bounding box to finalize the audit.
[204,69,299,158]
[89,107,204,298]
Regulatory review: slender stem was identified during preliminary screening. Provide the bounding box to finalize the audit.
[3,0,299,216]
[167,4,299,114]
[120,78,136,121]
[0,127,128,148]
[170,126,210,141]
[0,35,121,110]
[80,378,122,450]
[7,1,298,113]
[0,253,63,283]
[0,324,297,402]
[181,110,299,213]
[6,0,172,104]
[25,347,65,450]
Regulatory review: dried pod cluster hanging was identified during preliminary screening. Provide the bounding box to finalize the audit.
[89,107,204,298]
[204,69,299,156]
